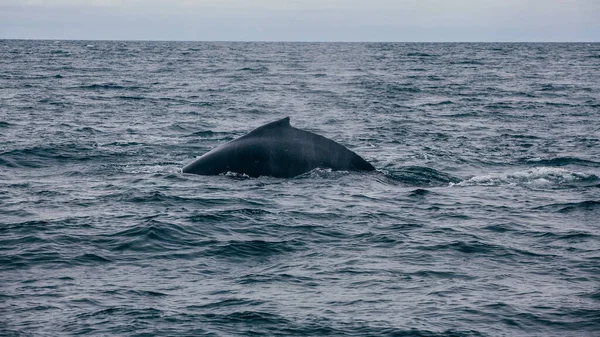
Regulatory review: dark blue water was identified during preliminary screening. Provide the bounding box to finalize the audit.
[1,40,599,336]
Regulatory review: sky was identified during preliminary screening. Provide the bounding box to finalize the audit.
[1,0,598,42]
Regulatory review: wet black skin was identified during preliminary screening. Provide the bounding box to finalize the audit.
[182,117,375,178]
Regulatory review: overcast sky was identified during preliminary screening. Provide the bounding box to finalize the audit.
[1,0,598,41]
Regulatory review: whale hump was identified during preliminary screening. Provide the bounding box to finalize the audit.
[183,117,375,178]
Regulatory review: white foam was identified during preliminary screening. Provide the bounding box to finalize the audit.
[451,167,593,187]
[128,165,181,174]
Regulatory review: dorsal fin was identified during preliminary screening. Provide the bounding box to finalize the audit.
[263,117,290,129]
[246,117,291,136]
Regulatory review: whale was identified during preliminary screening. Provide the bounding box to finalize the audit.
[182,117,375,178]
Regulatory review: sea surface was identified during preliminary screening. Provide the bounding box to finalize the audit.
[1,40,599,336]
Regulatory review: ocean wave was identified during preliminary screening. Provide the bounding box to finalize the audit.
[384,166,461,186]
[419,240,556,259]
[420,241,497,255]
[408,188,431,197]
[187,298,266,309]
[185,310,487,337]
[384,83,422,93]
[295,167,352,179]
[117,95,146,100]
[237,66,269,72]
[185,130,232,138]
[75,83,148,91]
[526,157,600,167]
[237,273,316,285]
[452,167,598,187]
[534,200,600,214]
[0,144,105,167]
[421,100,454,106]
[72,253,112,265]
[48,49,71,56]
[539,84,571,91]
[204,239,303,259]
[99,219,216,253]
[0,156,19,168]
[557,200,600,213]
[452,59,486,65]
[406,52,436,57]
[74,126,105,134]
[186,207,273,225]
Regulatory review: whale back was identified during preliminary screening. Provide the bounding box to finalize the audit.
[183,117,374,178]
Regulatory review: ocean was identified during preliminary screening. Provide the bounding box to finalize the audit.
[1,40,599,336]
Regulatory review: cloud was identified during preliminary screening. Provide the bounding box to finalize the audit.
[1,0,598,41]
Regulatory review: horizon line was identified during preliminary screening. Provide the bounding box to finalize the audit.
[2,38,599,43]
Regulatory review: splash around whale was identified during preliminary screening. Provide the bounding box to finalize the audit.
[182,117,375,178]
